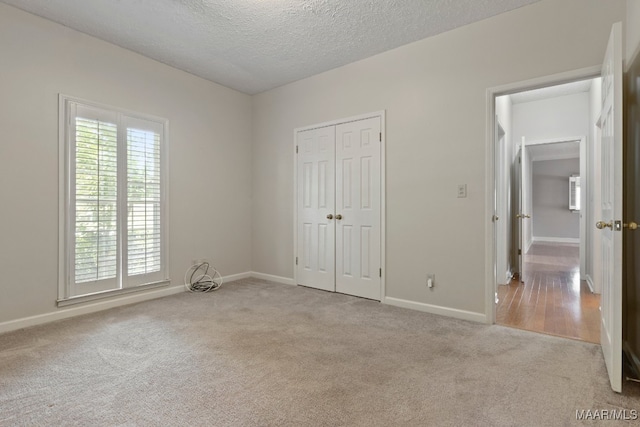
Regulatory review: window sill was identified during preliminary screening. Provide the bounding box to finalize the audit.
[57,280,171,307]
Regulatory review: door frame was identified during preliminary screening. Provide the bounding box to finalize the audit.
[515,136,587,277]
[485,66,600,324]
[293,110,386,300]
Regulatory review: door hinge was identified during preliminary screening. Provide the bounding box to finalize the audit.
[379,268,382,278]
[295,256,298,265]
[518,249,522,255]
[296,146,298,154]
[379,132,382,142]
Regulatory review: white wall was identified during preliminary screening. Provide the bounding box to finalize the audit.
[512,91,590,255]
[532,158,581,240]
[628,0,640,64]
[495,96,513,284]
[251,0,626,317]
[0,4,253,325]
[523,146,534,252]
[512,92,590,143]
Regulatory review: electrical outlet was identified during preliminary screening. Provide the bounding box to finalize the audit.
[457,184,467,198]
[427,273,435,288]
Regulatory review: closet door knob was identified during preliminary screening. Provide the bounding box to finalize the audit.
[326,214,333,220]
[336,214,343,220]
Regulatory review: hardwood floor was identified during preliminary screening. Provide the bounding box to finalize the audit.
[496,242,601,344]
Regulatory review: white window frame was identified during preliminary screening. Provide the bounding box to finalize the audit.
[58,94,170,306]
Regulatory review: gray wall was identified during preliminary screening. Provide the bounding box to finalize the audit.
[532,158,580,240]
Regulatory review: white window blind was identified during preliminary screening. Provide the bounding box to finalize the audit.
[60,97,168,302]
[569,175,580,211]
[74,116,118,284]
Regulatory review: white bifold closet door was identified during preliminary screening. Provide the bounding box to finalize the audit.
[296,125,336,292]
[296,116,382,301]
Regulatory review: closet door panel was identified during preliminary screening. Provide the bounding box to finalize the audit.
[296,126,336,291]
[335,117,381,300]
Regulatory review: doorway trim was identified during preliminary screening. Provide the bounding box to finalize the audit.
[485,66,600,324]
[292,110,386,300]
[520,136,587,277]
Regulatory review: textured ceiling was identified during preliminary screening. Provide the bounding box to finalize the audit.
[2,0,540,94]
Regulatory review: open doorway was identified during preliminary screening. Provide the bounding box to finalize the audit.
[493,78,602,343]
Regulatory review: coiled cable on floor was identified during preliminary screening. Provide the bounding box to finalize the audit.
[184,261,222,292]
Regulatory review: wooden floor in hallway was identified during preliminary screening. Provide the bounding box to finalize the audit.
[496,242,601,344]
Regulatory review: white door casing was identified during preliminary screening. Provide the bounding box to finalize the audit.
[495,119,508,287]
[486,66,603,325]
[517,138,527,280]
[597,22,623,393]
[335,117,382,300]
[296,126,336,292]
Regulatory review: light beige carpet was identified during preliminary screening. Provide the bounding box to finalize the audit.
[0,279,638,426]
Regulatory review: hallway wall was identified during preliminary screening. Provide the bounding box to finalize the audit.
[532,158,581,241]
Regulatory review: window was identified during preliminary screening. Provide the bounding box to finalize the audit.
[59,96,168,303]
[569,175,580,211]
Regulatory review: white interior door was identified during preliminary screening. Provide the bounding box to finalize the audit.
[597,22,623,393]
[296,126,336,292]
[335,117,382,300]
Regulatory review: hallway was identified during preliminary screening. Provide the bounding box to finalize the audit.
[496,242,600,343]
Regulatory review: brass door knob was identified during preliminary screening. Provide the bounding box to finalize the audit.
[624,221,638,230]
[596,221,613,230]
[336,214,343,220]
[326,214,334,220]
[525,214,531,218]
[516,214,522,219]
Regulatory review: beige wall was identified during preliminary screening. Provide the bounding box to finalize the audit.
[251,0,626,316]
[628,0,640,63]
[0,4,252,324]
[0,0,631,327]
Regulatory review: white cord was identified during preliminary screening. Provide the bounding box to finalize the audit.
[184,261,223,292]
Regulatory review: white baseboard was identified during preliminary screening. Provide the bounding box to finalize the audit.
[383,297,486,323]
[0,284,185,335]
[222,271,252,282]
[585,274,597,294]
[506,269,513,283]
[532,236,580,244]
[497,269,512,285]
[250,272,295,286]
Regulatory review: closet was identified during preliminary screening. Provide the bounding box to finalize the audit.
[295,114,384,301]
